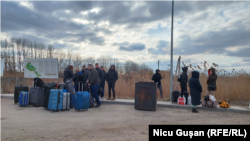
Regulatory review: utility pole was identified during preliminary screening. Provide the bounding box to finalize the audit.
[158,60,160,70]
[170,0,174,100]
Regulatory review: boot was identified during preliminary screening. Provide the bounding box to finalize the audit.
[192,108,199,113]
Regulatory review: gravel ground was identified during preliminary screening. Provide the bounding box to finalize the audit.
[1,98,250,141]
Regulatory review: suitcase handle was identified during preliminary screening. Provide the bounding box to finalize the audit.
[78,81,83,91]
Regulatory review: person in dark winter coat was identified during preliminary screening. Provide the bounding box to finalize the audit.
[72,69,82,92]
[178,66,188,95]
[106,65,118,100]
[152,69,163,99]
[87,64,101,108]
[95,63,103,100]
[63,65,74,83]
[206,67,217,96]
[188,71,202,113]
[81,65,89,84]
[99,66,106,101]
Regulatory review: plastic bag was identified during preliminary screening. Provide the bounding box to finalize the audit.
[188,96,191,105]
[177,96,186,105]
[209,95,216,101]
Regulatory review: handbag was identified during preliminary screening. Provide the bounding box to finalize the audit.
[208,84,216,90]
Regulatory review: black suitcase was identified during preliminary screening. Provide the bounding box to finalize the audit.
[43,82,57,109]
[14,85,29,104]
[172,91,180,103]
[58,83,67,89]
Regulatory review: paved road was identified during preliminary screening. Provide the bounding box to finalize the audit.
[1,98,250,141]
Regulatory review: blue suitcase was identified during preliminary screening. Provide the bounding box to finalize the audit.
[70,94,76,108]
[48,89,63,112]
[19,91,29,107]
[63,89,67,92]
[75,91,89,111]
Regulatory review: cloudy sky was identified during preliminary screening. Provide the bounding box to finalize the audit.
[1,1,250,73]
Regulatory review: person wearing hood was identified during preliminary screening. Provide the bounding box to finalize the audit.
[178,66,188,95]
[81,65,89,84]
[63,65,74,83]
[189,71,202,113]
[206,67,217,96]
[106,65,118,100]
[72,68,83,92]
[87,64,101,108]
[152,69,163,99]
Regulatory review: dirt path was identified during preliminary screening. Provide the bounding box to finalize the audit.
[1,98,250,141]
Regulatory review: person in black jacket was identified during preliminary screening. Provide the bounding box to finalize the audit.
[63,65,74,83]
[178,66,188,95]
[188,71,202,113]
[100,66,106,101]
[72,69,82,92]
[81,65,89,84]
[95,63,103,99]
[106,65,118,100]
[152,69,163,99]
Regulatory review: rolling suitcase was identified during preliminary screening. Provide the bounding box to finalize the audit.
[62,92,70,111]
[43,82,57,109]
[70,81,82,108]
[29,87,44,107]
[19,91,29,107]
[75,91,90,111]
[14,85,29,104]
[48,89,63,112]
[85,83,94,108]
[172,91,180,103]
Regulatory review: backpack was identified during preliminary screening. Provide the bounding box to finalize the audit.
[219,99,230,108]
[177,74,182,82]
[34,77,44,87]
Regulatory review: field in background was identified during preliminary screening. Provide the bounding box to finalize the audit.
[2,69,250,106]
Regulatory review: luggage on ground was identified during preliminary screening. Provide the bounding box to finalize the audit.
[202,96,217,108]
[43,82,57,109]
[34,77,44,87]
[14,85,29,104]
[177,95,186,105]
[172,91,180,103]
[58,83,67,89]
[182,91,189,104]
[209,95,216,101]
[19,91,29,107]
[29,87,44,107]
[62,92,70,110]
[219,99,230,108]
[63,89,67,92]
[75,91,90,111]
[48,89,63,112]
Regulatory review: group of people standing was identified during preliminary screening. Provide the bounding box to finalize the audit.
[63,63,118,108]
[152,67,217,113]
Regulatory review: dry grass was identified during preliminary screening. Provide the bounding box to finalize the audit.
[2,61,250,105]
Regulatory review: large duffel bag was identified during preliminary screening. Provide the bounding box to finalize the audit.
[34,77,44,87]
[202,100,217,108]
[14,85,29,104]
[29,87,44,107]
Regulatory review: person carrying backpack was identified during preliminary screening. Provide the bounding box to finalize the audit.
[106,65,118,100]
[206,67,217,96]
[188,71,202,113]
[152,69,163,99]
[178,66,188,95]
